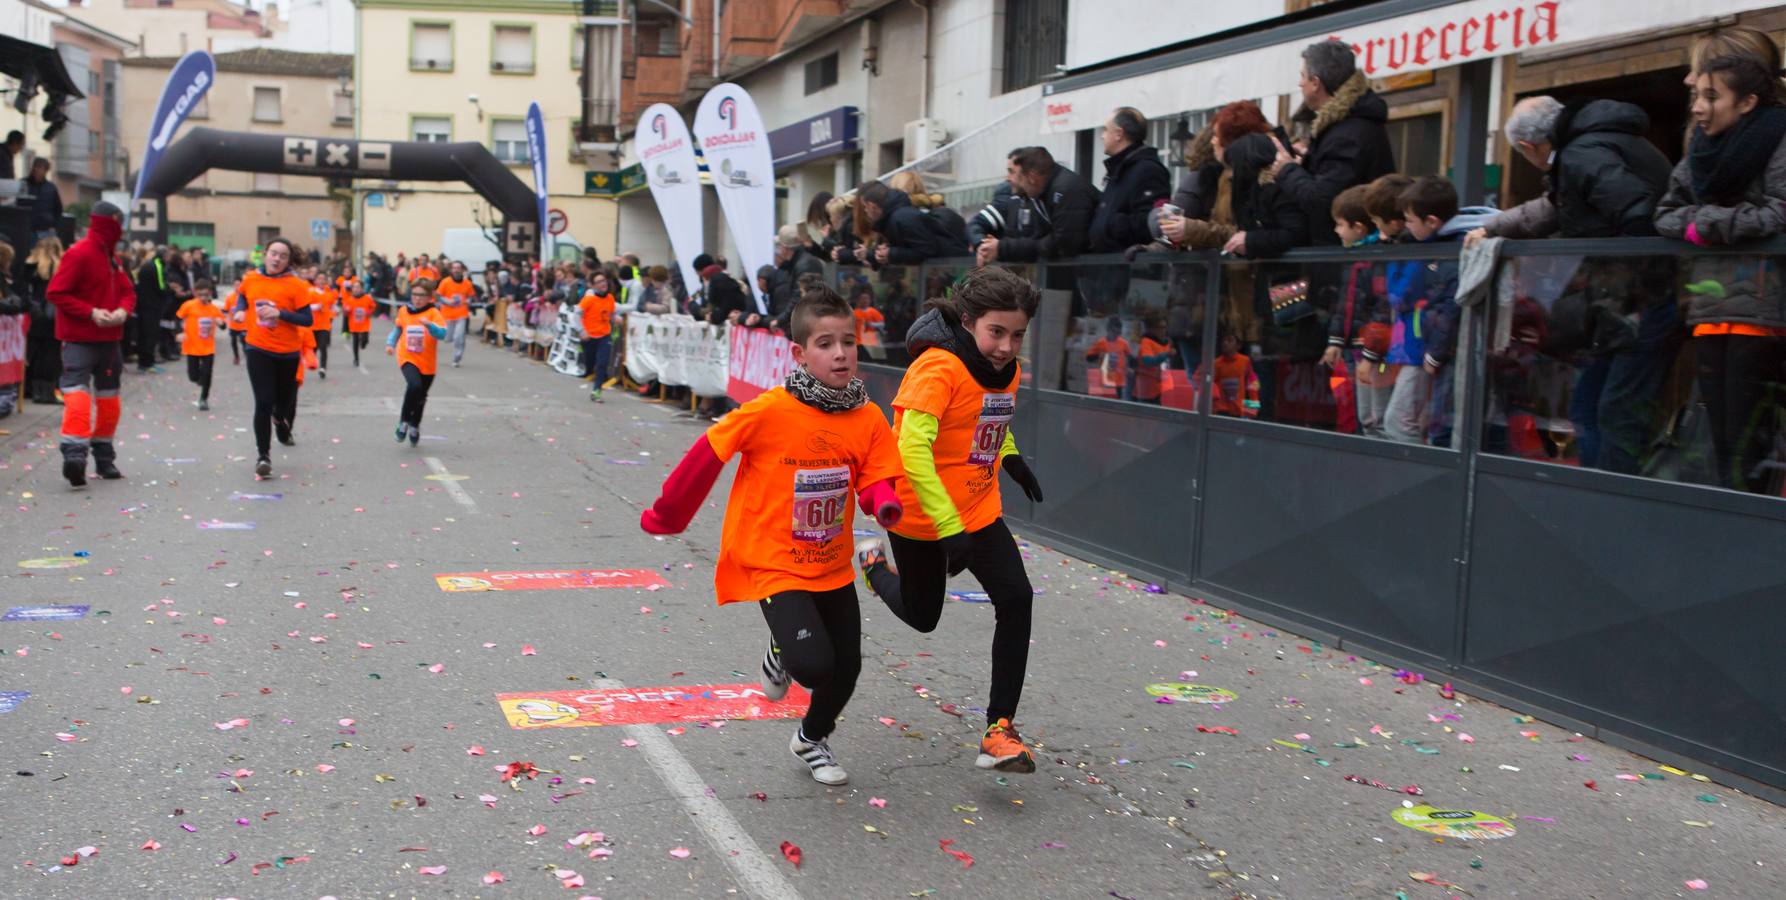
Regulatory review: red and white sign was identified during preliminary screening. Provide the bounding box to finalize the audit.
[0,314,25,385]
[1043,0,1779,133]
[727,325,794,404]
[435,569,670,592]
[546,208,568,236]
[496,682,811,729]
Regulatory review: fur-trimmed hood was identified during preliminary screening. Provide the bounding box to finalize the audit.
[1183,123,1217,170]
[1290,71,1386,140]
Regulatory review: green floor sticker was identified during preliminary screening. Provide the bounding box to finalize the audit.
[1145,683,1237,703]
[1391,805,1516,840]
[18,557,89,570]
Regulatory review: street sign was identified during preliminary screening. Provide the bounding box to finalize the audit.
[310,219,333,241]
[546,208,568,235]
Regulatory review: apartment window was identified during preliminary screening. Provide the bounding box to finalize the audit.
[253,172,281,192]
[333,90,353,123]
[103,133,118,180]
[636,18,678,57]
[803,52,838,95]
[169,222,215,256]
[492,24,534,74]
[492,119,529,164]
[573,27,584,68]
[1385,113,1443,177]
[1001,0,1067,93]
[411,21,453,71]
[257,226,280,246]
[412,115,452,143]
[252,86,282,123]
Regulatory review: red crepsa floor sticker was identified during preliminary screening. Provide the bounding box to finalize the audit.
[497,682,812,729]
[435,569,670,592]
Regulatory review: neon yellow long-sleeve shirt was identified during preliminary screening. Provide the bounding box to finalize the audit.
[897,409,1018,538]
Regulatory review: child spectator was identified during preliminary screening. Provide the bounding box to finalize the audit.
[851,284,885,352]
[1198,329,1260,417]
[1084,316,1132,399]
[175,279,227,410]
[1365,174,1414,243]
[1133,310,1174,405]
[1398,175,1469,447]
[1323,184,1385,436]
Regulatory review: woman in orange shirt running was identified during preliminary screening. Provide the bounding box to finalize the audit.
[854,266,1046,774]
[387,278,449,446]
[641,287,904,785]
[233,237,314,478]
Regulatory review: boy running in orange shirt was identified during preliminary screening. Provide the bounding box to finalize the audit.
[386,278,449,446]
[307,269,337,378]
[340,280,376,367]
[175,279,228,410]
[854,266,1046,774]
[640,286,904,785]
[434,261,478,367]
[575,270,616,401]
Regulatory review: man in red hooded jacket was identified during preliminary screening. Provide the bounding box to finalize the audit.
[47,201,135,487]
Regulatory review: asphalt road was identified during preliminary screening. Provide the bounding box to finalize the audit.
[1,332,1782,899]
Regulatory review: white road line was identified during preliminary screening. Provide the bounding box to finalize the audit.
[590,677,803,900]
[422,456,478,513]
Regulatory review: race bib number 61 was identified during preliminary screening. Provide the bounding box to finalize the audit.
[792,466,850,543]
[968,392,1015,466]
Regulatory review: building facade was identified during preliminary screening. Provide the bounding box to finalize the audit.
[352,0,624,262]
[50,13,136,211]
[120,48,353,259]
[60,0,284,58]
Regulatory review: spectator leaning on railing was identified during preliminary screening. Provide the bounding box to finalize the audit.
[1269,39,1397,245]
[977,146,1099,266]
[970,151,1042,252]
[1089,107,1171,253]
[856,181,963,268]
[1148,101,1277,253]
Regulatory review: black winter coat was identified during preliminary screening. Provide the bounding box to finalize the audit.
[703,271,750,325]
[1547,100,1672,237]
[1089,143,1170,252]
[969,181,1040,246]
[1276,72,1396,246]
[1226,134,1309,260]
[996,164,1100,262]
[874,190,960,265]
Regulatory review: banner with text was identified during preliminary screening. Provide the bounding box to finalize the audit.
[133,50,214,203]
[693,85,775,315]
[497,682,811,729]
[0,314,25,384]
[634,104,706,298]
[727,325,794,404]
[622,314,729,396]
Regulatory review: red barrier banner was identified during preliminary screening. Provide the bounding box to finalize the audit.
[434,569,670,592]
[727,325,794,404]
[0,314,26,385]
[497,682,811,729]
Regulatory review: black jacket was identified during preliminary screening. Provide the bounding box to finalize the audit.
[1226,134,1309,260]
[970,181,1040,246]
[995,164,1100,262]
[703,270,749,325]
[1089,143,1170,252]
[1277,72,1396,246]
[134,258,173,313]
[1547,100,1672,237]
[26,175,63,233]
[874,190,960,265]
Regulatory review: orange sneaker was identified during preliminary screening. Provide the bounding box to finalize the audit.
[976,718,1035,773]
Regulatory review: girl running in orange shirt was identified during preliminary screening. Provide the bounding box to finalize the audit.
[641,287,904,786]
[174,279,228,410]
[387,279,449,446]
[234,237,314,478]
[308,269,338,378]
[340,280,377,367]
[854,266,1046,774]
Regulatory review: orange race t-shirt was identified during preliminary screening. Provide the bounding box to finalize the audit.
[1086,336,1131,395]
[341,293,377,333]
[578,292,616,338]
[435,276,477,321]
[891,349,1020,541]
[853,307,885,347]
[175,298,228,356]
[240,269,315,355]
[225,290,249,332]
[705,387,902,605]
[1134,336,1171,401]
[395,305,448,376]
[308,287,338,332]
[409,265,440,287]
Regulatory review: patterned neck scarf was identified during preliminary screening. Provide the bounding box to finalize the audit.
[785,365,867,413]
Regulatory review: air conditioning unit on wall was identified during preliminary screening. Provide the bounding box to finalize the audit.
[902,118,947,163]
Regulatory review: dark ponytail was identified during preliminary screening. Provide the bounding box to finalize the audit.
[925,265,1040,323]
[1706,55,1783,108]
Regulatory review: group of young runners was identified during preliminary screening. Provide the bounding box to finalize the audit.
[642,265,1044,784]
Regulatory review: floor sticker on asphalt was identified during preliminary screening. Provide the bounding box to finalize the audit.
[17,557,88,569]
[197,520,256,530]
[435,569,670,592]
[1391,805,1517,839]
[231,492,283,501]
[3,604,90,622]
[1145,683,1238,703]
[0,691,29,713]
[497,682,812,729]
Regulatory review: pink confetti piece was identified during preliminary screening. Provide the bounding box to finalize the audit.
[466,746,485,756]
[1686,879,1709,891]
[621,739,639,748]
[338,718,355,727]
[212,617,227,625]
[315,764,336,773]
[418,865,447,876]
[521,645,537,656]
[478,793,499,805]
[357,642,374,649]
[669,847,692,859]
[1293,733,1311,741]
[1358,677,1373,686]
[1153,640,1167,647]
[214,718,249,731]
[666,727,686,735]
[140,840,160,851]
[528,825,547,836]
[869,797,887,808]
[120,686,132,695]
[483,871,505,885]
[561,873,586,888]
[1458,733,1475,743]
[55,733,77,742]
[428,663,444,674]
[588,847,614,859]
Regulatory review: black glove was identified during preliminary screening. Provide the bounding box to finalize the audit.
[939,530,975,577]
[1002,454,1044,503]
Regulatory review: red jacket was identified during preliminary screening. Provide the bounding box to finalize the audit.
[48,213,135,343]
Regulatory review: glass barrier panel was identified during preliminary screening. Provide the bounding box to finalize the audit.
[833,263,917,368]
[1036,257,1199,409]
[1477,252,1786,498]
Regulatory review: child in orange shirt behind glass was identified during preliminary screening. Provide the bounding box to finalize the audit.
[640,286,904,787]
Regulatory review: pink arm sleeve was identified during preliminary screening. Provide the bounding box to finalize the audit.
[640,435,725,535]
[857,477,903,528]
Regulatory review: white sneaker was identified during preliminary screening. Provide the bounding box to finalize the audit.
[790,730,848,785]
[760,643,790,702]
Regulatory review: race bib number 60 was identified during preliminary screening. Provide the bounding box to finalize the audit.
[791,466,850,544]
[967,392,1015,466]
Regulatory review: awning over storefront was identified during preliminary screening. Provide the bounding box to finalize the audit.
[769,106,859,171]
[1041,0,1777,133]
